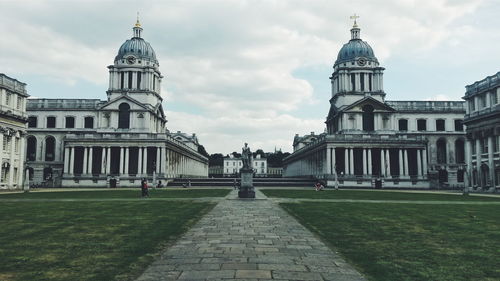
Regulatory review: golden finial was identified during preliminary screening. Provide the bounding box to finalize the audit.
[135,12,141,27]
[350,13,360,28]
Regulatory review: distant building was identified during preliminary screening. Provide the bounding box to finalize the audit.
[25,20,208,187]
[284,21,466,189]
[463,71,500,191]
[0,74,29,189]
[223,154,267,177]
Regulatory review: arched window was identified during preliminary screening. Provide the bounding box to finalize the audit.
[455,139,465,164]
[27,136,37,161]
[118,103,130,129]
[437,138,447,164]
[362,105,374,131]
[45,136,56,161]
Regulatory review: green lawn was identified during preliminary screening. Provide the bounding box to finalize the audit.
[281,202,500,281]
[262,189,500,201]
[0,189,230,199]
[0,198,215,280]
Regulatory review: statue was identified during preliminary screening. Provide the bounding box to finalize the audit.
[242,143,251,169]
[239,142,255,198]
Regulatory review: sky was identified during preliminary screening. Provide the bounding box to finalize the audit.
[1,0,499,155]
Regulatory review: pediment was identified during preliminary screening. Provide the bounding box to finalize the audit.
[342,96,395,112]
[99,95,149,111]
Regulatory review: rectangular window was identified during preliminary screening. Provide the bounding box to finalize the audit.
[369,74,372,91]
[15,138,19,153]
[137,72,141,89]
[481,138,488,154]
[128,72,133,89]
[398,119,408,131]
[47,116,56,128]
[5,93,10,106]
[360,74,365,91]
[65,116,75,128]
[436,119,445,131]
[350,74,355,91]
[84,117,94,128]
[454,120,464,131]
[480,95,486,108]
[3,136,10,151]
[417,119,427,131]
[469,99,475,111]
[120,73,124,89]
[17,97,22,110]
[28,116,37,128]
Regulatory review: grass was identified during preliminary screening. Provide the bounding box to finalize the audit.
[261,189,500,201]
[281,202,500,281]
[0,188,230,199]
[0,192,216,281]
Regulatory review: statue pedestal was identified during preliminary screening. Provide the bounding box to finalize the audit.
[238,168,255,198]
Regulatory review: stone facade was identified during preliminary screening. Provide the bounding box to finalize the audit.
[284,22,466,189]
[25,21,208,188]
[0,74,29,189]
[463,71,500,192]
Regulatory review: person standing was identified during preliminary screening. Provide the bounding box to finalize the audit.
[141,178,149,197]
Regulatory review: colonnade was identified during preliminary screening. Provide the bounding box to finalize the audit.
[465,136,498,189]
[64,145,166,176]
[332,70,384,95]
[109,69,161,93]
[0,131,25,187]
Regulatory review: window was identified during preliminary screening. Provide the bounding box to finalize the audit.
[360,74,365,91]
[481,138,488,154]
[369,74,372,91]
[479,95,486,108]
[84,117,94,128]
[15,138,19,153]
[17,97,22,110]
[454,120,464,131]
[120,72,124,89]
[362,105,374,131]
[137,72,142,89]
[118,103,130,129]
[5,93,10,106]
[417,119,427,131]
[2,135,9,151]
[469,99,475,112]
[27,136,37,161]
[128,72,133,89]
[398,119,408,131]
[350,74,355,91]
[46,116,56,128]
[437,139,447,164]
[28,116,37,128]
[45,137,55,161]
[65,116,75,128]
[455,139,465,164]
[436,119,445,131]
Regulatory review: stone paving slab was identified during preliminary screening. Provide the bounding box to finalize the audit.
[136,189,366,281]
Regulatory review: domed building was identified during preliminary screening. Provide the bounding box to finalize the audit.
[284,19,467,189]
[25,20,208,187]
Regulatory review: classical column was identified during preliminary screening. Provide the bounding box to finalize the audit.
[422,148,428,177]
[119,147,124,174]
[399,149,404,176]
[106,147,111,175]
[417,149,422,177]
[143,147,148,175]
[88,147,93,175]
[124,147,129,175]
[380,149,385,176]
[403,149,409,177]
[465,140,472,188]
[138,147,143,175]
[101,147,106,174]
[162,146,167,174]
[367,148,372,175]
[475,138,481,188]
[326,147,331,175]
[488,136,494,187]
[17,136,25,186]
[386,149,391,177]
[69,147,75,175]
[83,147,88,175]
[8,136,16,186]
[362,148,367,175]
[0,135,3,181]
[156,147,161,173]
[64,147,70,174]
[331,147,336,175]
[344,148,349,175]
[349,148,354,176]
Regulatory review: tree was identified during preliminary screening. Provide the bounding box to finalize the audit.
[209,153,224,166]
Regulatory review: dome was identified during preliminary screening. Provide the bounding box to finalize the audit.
[335,39,377,66]
[115,37,158,63]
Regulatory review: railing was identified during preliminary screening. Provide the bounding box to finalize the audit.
[0,75,27,95]
[386,100,465,112]
[27,99,102,109]
[465,71,500,96]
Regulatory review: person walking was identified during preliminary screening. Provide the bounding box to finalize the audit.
[141,178,149,197]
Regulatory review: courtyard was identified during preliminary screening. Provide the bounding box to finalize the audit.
[0,188,499,280]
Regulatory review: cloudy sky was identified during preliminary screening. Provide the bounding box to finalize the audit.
[1,0,499,154]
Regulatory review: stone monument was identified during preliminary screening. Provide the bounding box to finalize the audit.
[238,143,255,198]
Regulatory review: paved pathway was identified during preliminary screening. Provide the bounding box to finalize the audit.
[136,189,366,281]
